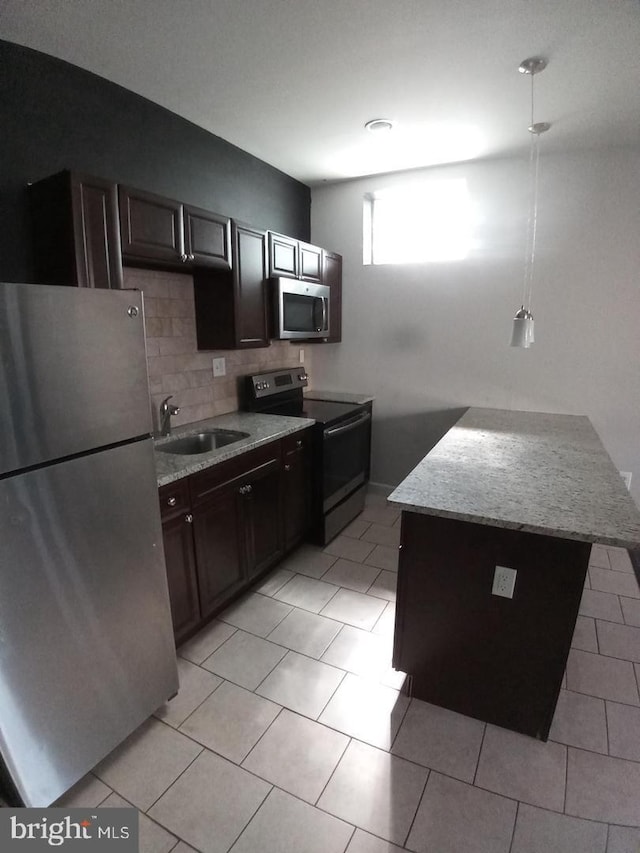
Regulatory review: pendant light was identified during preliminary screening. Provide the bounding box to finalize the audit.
[510,57,550,348]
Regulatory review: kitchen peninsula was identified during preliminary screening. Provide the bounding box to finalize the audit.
[388,407,640,740]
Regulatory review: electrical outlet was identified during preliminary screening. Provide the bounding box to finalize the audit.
[620,471,632,491]
[299,348,305,364]
[492,565,517,599]
[212,356,226,377]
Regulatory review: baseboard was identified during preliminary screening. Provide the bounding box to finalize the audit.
[366,481,394,498]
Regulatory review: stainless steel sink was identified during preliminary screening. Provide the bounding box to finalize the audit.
[157,429,250,455]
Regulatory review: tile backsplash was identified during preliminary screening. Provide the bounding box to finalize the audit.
[124,268,310,431]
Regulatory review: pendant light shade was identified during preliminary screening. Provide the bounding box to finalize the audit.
[510,306,535,348]
[510,57,550,348]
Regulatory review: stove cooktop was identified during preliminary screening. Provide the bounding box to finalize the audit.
[260,398,364,427]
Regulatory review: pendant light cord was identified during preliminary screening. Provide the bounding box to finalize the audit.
[521,71,541,313]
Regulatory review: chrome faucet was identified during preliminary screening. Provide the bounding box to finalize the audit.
[159,395,180,436]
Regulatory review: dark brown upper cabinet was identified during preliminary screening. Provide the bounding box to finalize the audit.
[30,170,123,289]
[184,204,232,269]
[194,221,269,350]
[119,186,231,271]
[268,232,322,283]
[268,232,297,278]
[298,241,323,282]
[323,250,342,343]
[119,185,184,264]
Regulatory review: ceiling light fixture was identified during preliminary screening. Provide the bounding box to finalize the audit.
[365,118,394,134]
[510,56,550,348]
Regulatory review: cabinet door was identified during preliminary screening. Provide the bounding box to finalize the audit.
[119,186,184,263]
[298,241,323,283]
[161,512,201,646]
[184,204,231,269]
[193,222,268,350]
[192,484,244,619]
[234,222,269,347]
[323,251,342,342]
[282,430,312,551]
[268,232,298,278]
[240,456,283,580]
[30,170,123,289]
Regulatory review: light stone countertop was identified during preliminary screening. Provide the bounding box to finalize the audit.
[388,407,640,549]
[304,390,375,405]
[154,411,315,487]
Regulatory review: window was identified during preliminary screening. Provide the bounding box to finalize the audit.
[364,179,474,265]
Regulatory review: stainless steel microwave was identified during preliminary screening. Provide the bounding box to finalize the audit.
[273,278,330,340]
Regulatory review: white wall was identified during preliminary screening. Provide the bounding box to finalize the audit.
[310,148,640,504]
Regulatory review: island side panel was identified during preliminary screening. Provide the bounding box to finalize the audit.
[393,511,591,740]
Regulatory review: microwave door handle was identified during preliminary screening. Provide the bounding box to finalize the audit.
[320,296,328,332]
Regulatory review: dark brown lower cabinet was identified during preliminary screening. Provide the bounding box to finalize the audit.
[282,430,311,551]
[158,480,201,646]
[159,428,311,645]
[193,482,244,619]
[241,455,283,580]
[393,511,591,740]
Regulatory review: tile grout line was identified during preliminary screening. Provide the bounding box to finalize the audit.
[141,739,205,817]
[158,664,227,737]
[401,768,431,849]
[239,705,287,771]
[562,743,569,814]
[507,800,520,853]
[222,781,274,853]
[603,698,611,758]
[471,723,488,787]
[312,735,353,808]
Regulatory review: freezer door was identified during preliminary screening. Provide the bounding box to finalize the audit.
[0,283,153,476]
[0,439,178,807]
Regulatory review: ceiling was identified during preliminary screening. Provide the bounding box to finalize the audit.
[1,0,639,185]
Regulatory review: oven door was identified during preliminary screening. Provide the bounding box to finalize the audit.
[323,409,372,512]
[274,279,330,340]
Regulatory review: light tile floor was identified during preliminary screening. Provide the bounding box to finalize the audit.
[56,492,640,853]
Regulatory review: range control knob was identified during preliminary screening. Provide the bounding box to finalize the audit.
[298,373,308,381]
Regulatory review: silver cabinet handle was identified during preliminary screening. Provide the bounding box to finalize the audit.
[185,514,193,523]
[296,440,302,448]
[181,253,188,262]
[167,497,177,507]
[246,484,252,494]
[239,485,251,495]
[189,253,195,261]
[284,464,291,472]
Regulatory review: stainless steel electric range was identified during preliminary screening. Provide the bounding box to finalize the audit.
[243,368,372,544]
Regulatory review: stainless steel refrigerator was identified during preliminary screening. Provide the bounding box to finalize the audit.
[0,282,178,807]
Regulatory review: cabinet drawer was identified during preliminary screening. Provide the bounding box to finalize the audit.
[281,428,312,455]
[190,441,282,506]
[159,478,191,520]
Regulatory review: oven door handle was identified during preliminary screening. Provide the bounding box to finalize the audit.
[321,297,328,333]
[323,410,371,439]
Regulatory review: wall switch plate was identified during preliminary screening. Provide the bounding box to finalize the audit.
[492,565,517,599]
[299,348,305,364]
[212,356,226,377]
[620,471,632,490]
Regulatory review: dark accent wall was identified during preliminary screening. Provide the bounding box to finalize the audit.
[0,39,311,282]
